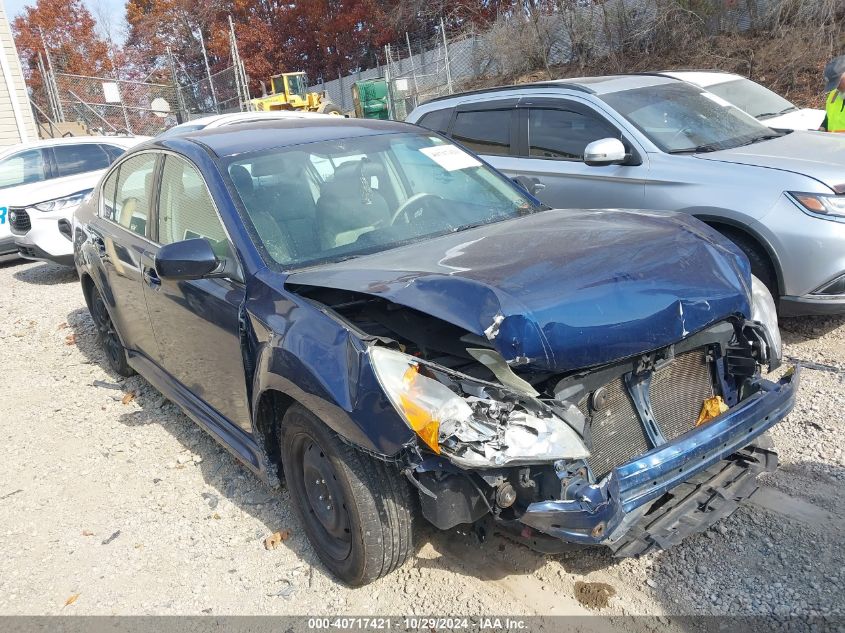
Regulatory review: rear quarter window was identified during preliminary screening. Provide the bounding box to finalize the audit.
[100,144,127,163]
[416,108,453,134]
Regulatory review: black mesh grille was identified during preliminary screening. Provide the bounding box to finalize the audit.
[581,348,716,480]
[9,208,30,234]
[650,350,714,442]
[584,378,650,480]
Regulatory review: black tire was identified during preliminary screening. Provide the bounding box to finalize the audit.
[280,404,414,585]
[609,433,777,557]
[89,285,135,377]
[722,230,778,299]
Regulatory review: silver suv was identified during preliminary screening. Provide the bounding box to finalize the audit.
[406,75,845,316]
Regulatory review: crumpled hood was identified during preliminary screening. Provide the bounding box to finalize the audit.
[287,209,751,372]
[695,131,845,192]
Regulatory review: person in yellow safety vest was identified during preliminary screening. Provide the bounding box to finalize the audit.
[821,55,845,132]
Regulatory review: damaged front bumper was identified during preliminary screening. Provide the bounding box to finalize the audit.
[517,367,799,546]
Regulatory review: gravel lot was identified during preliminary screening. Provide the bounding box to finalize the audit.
[0,259,843,620]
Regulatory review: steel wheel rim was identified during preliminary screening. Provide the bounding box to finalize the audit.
[294,434,352,561]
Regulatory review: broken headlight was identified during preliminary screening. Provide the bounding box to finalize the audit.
[370,346,589,468]
[750,274,782,363]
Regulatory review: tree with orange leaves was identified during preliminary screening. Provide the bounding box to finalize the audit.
[13,0,113,77]
[125,0,226,82]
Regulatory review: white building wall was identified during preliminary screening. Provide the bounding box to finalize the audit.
[0,1,37,147]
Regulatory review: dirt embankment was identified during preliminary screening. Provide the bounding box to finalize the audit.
[465,26,845,110]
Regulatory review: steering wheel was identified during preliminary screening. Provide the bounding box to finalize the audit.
[390,193,443,226]
[669,125,695,144]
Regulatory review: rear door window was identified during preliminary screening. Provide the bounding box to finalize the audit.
[53,143,112,177]
[527,108,619,161]
[0,149,47,189]
[416,108,453,134]
[451,109,512,156]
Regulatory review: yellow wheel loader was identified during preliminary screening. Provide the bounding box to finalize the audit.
[250,72,343,115]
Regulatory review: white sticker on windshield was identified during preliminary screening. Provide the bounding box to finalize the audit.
[701,92,733,108]
[419,144,482,171]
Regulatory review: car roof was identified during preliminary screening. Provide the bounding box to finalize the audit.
[420,74,683,107]
[171,110,328,131]
[537,74,681,94]
[656,70,743,87]
[170,117,417,158]
[0,135,144,157]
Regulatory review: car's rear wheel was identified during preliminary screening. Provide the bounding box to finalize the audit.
[89,286,135,377]
[280,404,413,585]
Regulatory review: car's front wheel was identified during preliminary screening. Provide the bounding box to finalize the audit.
[89,285,135,377]
[723,230,778,299]
[280,404,414,585]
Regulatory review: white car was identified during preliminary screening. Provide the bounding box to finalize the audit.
[157,110,331,138]
[4,136,149,266]
[658,71,825,131]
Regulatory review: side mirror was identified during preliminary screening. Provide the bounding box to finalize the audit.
[583,137,627,167]
[155,238,221,280]
[512,175,546,197]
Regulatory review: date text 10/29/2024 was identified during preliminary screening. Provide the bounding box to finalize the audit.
[307,618,528,630]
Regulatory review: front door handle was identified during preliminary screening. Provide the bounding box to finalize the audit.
[140,250,161,289]
[142,266,161,288]
[91,234,107,259]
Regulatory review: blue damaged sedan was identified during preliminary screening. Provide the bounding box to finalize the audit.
[72,118,798,585]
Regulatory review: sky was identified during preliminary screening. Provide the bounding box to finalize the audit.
[3,0,127,43]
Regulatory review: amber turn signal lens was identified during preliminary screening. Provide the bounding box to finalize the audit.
[398,364,441,453]
[794,194,826,213]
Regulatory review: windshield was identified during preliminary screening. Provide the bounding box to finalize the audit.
[601,82,777,153]
[226,132,537,269]
[286,74,307,96]
[704,78,796,119]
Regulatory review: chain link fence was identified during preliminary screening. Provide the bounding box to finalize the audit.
[383,28,485,120]
[52,72,180,136]
[31,16,252,137]
[35,59,249,136]
[175,66,248,120]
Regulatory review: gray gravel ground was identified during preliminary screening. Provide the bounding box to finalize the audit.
[0,259,843,620]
